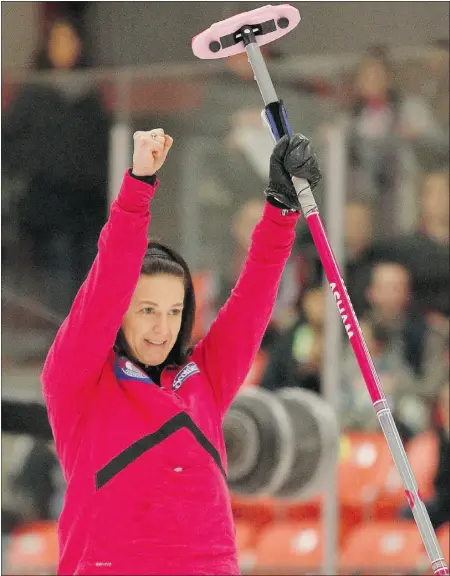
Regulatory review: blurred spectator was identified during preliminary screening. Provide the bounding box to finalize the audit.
[197,46,328,177]
[400,379,450,528]
[422,328,450,407]
[340,317,428,441]
[419,171,450,245]
[399,39,449,172]
[294,198,380,317]
[215,199,265,309]
[422,39,450,102]
[2,13,109,315]
[345,46,403,235]
[2,401,62,537]
[377,171,449,317]
[260,282,325,395]
[431,381,450,527]
[214,199,300,349]
[8,441,64,524]
[364,261,430,378]
[344,44,447,238]
[192,47,330,279]
[342,199,378,317]
[399,89,449,174]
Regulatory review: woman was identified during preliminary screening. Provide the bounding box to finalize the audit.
[3,14,109,314]
[340,317,428,441]
[399,379,450,529]
[345,46,402,237]
[260,280,326,396]
[42,128,322,575]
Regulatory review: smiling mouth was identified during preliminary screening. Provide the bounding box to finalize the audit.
[145,339,166,346]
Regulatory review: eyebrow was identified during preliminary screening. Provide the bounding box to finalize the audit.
[139,301,184,307]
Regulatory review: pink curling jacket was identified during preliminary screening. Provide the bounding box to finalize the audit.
[42,170,300,575]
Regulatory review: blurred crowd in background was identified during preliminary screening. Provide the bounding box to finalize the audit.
[1,2,449,574]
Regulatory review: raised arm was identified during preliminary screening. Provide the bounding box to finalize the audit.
[42,130,173,417]
[195,134,322,417]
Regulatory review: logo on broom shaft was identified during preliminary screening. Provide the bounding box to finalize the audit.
[330,282,354,339]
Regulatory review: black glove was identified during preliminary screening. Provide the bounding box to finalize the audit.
[265,134,322,212]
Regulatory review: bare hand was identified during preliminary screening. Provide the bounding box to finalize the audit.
[132,129,173,176]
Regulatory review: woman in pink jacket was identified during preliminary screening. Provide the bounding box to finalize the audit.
[42,128,321,575]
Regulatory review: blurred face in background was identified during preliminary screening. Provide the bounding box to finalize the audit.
[303,286,325,329]
[356,57,390,100]
[344,201,374,258]
[420,172,450,229]
[47,20,82,70]
[367,263,411,320]
[232,200,264,252]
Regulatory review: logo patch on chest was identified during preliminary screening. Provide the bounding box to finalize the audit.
[114,357,153,384]
[172,362,200,391]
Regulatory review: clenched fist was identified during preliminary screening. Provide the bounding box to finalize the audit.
[132,129,173,177]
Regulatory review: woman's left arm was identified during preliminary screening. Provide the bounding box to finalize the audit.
[195,204,300,416]
[196,134,321,418]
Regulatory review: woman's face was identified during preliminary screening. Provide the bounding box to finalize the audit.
[232,200,264,252]
[47,21,82,70]
[122,274,185,366]
[344,202,373,257]
[303,287,325,328]
[356,58,389,99]
[420,172,449,224]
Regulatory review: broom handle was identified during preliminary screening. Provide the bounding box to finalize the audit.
[242,28,449,575]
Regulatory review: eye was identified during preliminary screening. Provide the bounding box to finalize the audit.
[170,309,182,316]
[142,307,154,314]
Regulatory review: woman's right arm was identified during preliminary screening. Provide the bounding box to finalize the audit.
[42,172,156,404]
[42,131,173,418]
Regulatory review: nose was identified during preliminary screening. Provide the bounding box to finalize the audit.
[153,313,169,336]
